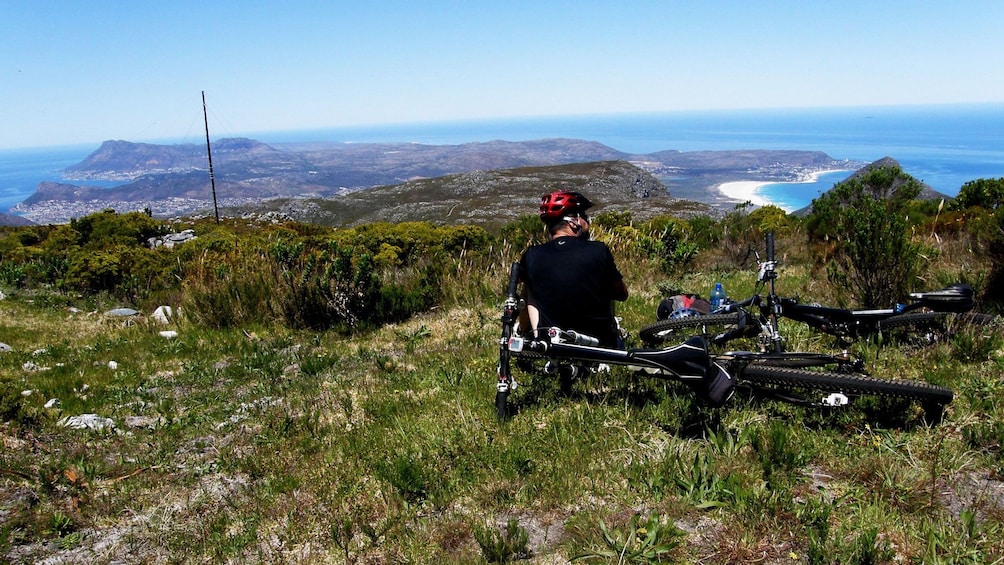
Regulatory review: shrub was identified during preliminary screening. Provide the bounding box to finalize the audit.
[474,518,530,563]
[0,380,42,429]
[983,208,1004,306]
[952,177,1004,212]
[69,209,167,248]
[806,166,923,307]
[497,215,547,248]
[593,210,633,229]
[636,219,698,274]
[716,203,793,267]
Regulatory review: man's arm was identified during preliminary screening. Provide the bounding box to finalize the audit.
[517,286,539,336]
[612,278,629,302]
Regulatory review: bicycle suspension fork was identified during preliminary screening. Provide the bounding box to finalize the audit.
[497,262,521,396]
[761,232,785,352]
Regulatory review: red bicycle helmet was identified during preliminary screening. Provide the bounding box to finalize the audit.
[539,191,594,220]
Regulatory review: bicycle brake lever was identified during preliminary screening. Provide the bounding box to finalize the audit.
[757,260,777,282]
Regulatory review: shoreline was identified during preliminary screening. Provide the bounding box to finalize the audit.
[717,169,852,211]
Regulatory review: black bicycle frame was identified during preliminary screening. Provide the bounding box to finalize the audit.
[718,233,975,344]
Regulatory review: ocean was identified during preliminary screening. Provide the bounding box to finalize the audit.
[3,103,1003,214]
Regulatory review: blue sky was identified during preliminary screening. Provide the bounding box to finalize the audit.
[2,0,1003,149]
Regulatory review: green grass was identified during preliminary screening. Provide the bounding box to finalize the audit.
[2,229,1004,564]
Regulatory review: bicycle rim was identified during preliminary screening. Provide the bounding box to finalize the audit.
[639,313,742,345]
[738,363,954,405]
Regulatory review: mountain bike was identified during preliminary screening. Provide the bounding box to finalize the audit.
[495,262,954,421]
[640,233,995,351]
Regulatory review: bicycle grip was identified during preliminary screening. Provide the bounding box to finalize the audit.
[766,232,775,262]
[506,262,520,299]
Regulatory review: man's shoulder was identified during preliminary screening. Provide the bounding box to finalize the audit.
[526,236,610,255]
[578,238,612,253]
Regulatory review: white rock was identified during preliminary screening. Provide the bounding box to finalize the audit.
[159,330,179,339]
[105,308,139,317]
[59,414,116,431]
[108,360,119,370]
[152,305,174,324]
[45,398,61,409]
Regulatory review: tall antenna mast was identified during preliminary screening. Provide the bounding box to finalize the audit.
[202,91,220,223]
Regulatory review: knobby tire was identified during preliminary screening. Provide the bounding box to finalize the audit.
[496,262,522,421]
[879,311,999,343]
[737,363,954,405]
[495,390,509,420]
[877,311,948,332]
[639,313,743,345]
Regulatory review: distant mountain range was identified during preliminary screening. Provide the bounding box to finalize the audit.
[5,137,889,226]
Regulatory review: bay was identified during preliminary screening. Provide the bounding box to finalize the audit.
[260,103,1004,207]
[3,103,1003,214]
[0,145,101,212]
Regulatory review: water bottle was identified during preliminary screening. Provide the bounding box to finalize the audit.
[710,282,726,311]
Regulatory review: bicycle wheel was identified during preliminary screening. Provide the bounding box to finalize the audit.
[879,311,998,342]
[639,313,743,345]
[740,352,862,371]
[944,312,999,332]
[495,390,509,420]
[737,363,954,405]
[878,311,949,332]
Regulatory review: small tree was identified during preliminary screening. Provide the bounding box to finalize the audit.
[952,177,1004,212]
[983,208,1004,306]
[806,165,922,308]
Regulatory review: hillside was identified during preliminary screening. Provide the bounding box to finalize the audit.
[9,138,852,224]
[0,212,33,227]
[793,157,952,216]
[1,223,1002,562]
[225,160,715,229]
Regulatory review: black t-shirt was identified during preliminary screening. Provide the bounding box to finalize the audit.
[519,236,624,347]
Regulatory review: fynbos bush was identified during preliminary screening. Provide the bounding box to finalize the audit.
[807,165,923,307]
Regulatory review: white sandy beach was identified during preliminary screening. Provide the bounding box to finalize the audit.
[717,169,850,211]
[717,180,775,207]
